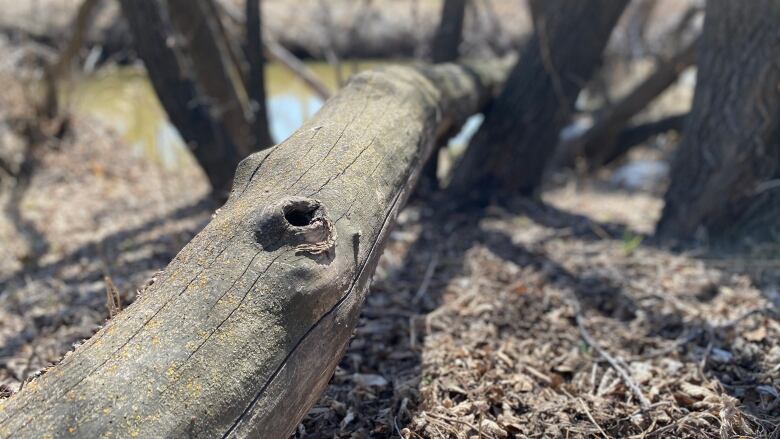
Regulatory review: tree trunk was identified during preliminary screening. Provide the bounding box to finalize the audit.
[42,0,102,119]
[120,0,244,197]
[449,0,628,195]
[656,0,780,240]
[0,61,508,439]
[212,0,332,101]
[431,0,467,64]
[165,0,258,157]
[422,0,468,191]
[244,0,274,149]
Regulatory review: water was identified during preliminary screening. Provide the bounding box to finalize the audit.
[66,60,482,169]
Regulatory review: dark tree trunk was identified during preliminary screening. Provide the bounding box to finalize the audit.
[431,0,467,64]
[656,0,780,241]
[449,0,628,195]
[120,0,243,197]
[165,0,257,157]
[245,0,274,149]
[422,0,468,191]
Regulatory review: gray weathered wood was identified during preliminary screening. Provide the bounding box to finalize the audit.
[0,61,508,438]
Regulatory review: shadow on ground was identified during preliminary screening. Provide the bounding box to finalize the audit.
[0,196,214,386]
[300,194,779,438]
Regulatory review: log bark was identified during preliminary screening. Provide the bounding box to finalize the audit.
[120,0,244,196]
[0,61,508,439]
[449,0,628,195]
[656,0,780,240]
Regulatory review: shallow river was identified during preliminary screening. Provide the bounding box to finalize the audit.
[66,61,480,169]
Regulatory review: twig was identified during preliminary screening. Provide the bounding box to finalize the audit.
[105,275,122,318]
[523,364,552,385]
[629,330,699,361]
[17,347,38,391]
[317,0,344,87]
[409,315,417,349]
[578,398,609,439]
[413,252,439,303]
[425,412,480,433]
[589,362,599,394]
[214,0,331,100]
[698,339,713,378]
[718,307,773,329]
[577,314,651,410]
[633,418,657,439]
[265,40,331,100]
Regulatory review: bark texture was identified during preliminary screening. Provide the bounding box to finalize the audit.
[0,62,508,439]
[165,0,258,157]
[449,0,628,195]
[656,0,780,240]
[120,0,244,196]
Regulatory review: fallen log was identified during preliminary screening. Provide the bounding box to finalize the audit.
[0,61,509,438]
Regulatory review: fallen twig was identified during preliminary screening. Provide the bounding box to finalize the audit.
[578,398,609,439]
[413,252,439,303]
[576,313,651,410]
[104,275,122,318]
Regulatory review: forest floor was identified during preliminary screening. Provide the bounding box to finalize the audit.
[0,72,779,438]
[0,112,778,438]
[298,188,780,438]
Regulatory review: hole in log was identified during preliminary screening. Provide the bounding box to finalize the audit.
[254,197,334,260]
[284,202,318,227]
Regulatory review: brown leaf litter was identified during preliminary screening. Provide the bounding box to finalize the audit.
[0,115,777,438]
